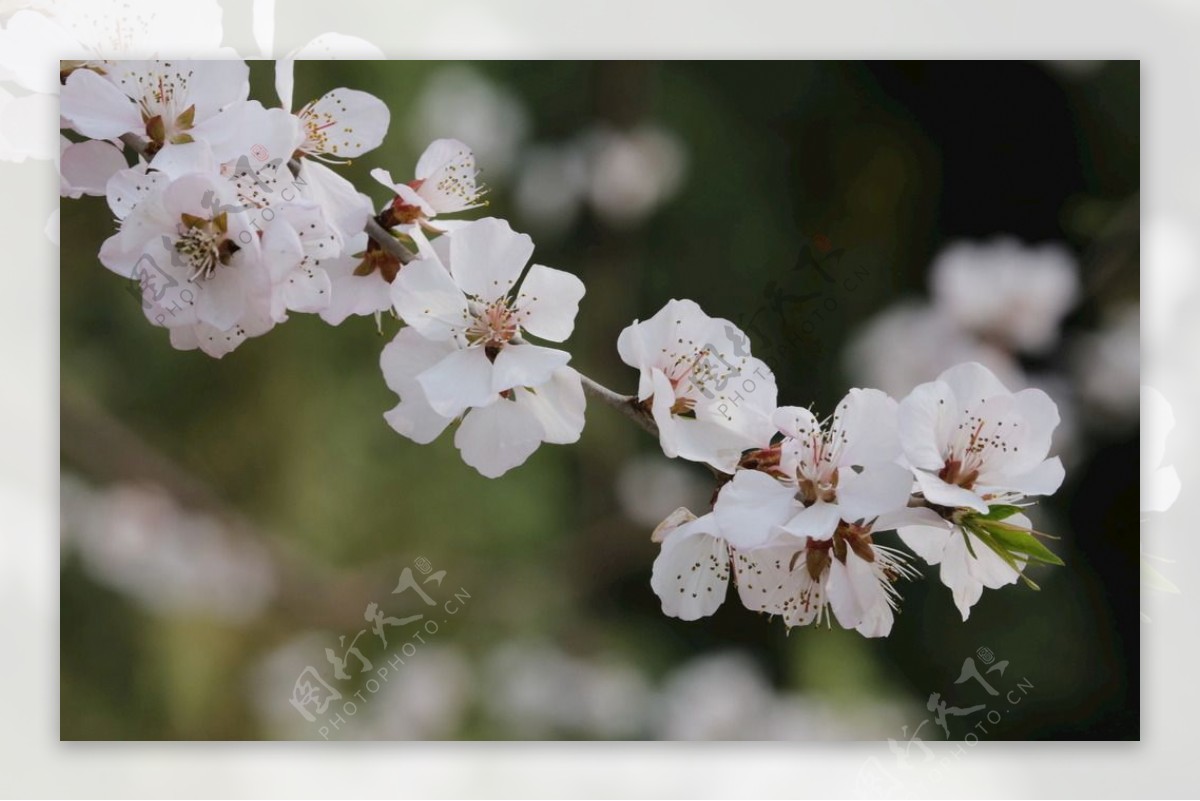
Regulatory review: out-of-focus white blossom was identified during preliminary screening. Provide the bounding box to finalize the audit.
[513,143,589,235]
[409,66,529,181]
[62,476,276,622]
[930,238,1079,354]
[583,124,686,228]
[1070,303,1140,421]
[482,641,652,738]
[842,300,1024,400]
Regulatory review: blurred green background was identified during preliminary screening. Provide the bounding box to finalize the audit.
[60,60,1139,740]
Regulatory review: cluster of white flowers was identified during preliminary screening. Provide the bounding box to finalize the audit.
[61,59,1068,637]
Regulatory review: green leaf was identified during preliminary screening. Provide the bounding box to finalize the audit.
[979,504,1024,522]
[983,520,1066,566]
[964,522,1041,589]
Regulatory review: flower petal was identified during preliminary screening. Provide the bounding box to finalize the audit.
[61,68,142,139]
[515,264,585,342]
[650,515,730,621]
[512,367,586,445]
[454,396,544,478]
[299,88,389,159]
[490,343,570,394]
[417,347,495,417]
[381,327,458,444]
[61,140,128,198]
[448,217,533,302]
[780,500,841,542]
[415,138,484,213]
[712,469,798,550]
[836,462,914,524]
[390,255,470,341]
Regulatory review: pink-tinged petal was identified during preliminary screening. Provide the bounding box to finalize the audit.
[650,515,730,621]
[449,217,533,302]
[773,405,820,440]
[780,500,841,542]
[196,269,246,331]
[854,600,895,638]
[834,388,901,466]
[105,165,166,220]
[454,396,544,478]
[913,469,989,513]
[148,141,218,181]
[939,533,983,621]
[299,88,389,158]
[899,380,957,471]
[939,361,1012,408]
[1002,387,1061,474]
[836,462,914,524]
[61,68,142,139]
[649,369,681,458]
[416,138,484,213]
[490,343,570,394]
[299,160,373,242]
[176,59,251,120]
[514,264,585,342]
[512,367,586,445]
[415,138,472,179]
[370,167,401,193]
[380,328,457,445]
[261,218,304,284]
[827,553,882,632]
[192,100,299,166]
[984,456,1065,499]
[61,140,127,198]
[417,347,495,417]
[672,418,764,474]
[712,469,798,550]
[282,267,332,313]
[876,505,946,535]
[732,542,825,626]
[390,256,470,341]
[897,522,953,566]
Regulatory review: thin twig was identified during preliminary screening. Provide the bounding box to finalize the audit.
[365,216,416,265]
[578,373,659,437]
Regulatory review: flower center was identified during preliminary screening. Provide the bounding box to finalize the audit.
[466,298,519,350]
[941,406,1017,488]
[174,213,237,281]
[132,66,197,147]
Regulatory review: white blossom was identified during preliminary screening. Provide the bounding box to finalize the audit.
[274,59,390,163]
[382,219,587,475]
[896,362,1066,619]
[897,361,1064,514]
[371,138,486,233]
[930,238,1079,354]
[617,299,778,473]
[61,60,250,150]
